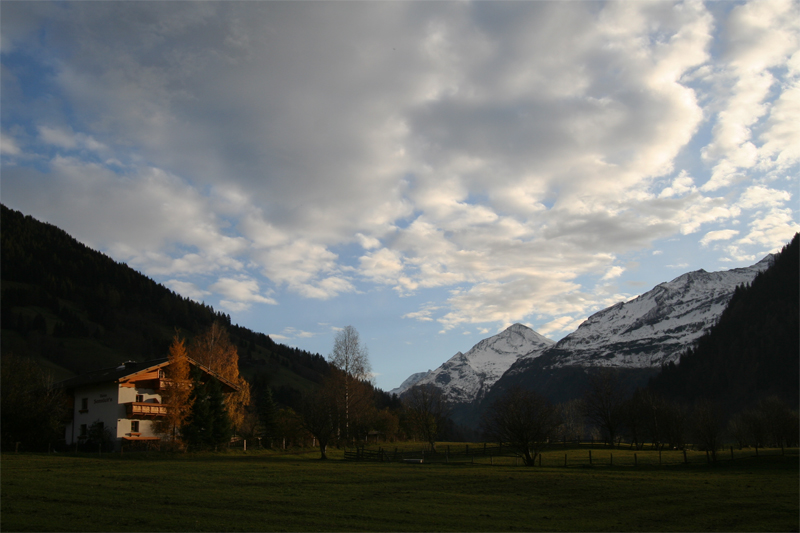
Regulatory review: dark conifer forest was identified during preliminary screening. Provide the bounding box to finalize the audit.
[649,233,799,414]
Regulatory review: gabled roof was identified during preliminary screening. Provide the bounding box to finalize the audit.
[54,357,239,393]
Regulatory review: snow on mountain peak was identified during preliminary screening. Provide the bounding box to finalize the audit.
[546,255,775,368]
[392,323,554,404]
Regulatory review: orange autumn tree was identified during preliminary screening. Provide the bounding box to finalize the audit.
[189,321,251,432]
[156,332,194,448]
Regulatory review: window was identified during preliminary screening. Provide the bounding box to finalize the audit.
[130,421,139,433]
[80,398,88,413]
[79,424,88,439]
[135,394,144,403]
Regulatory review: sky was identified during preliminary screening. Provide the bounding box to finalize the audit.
[1,1,798,392]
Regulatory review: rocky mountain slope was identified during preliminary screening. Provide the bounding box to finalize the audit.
[392,323,554,405]
[525,254,776,370]
[485,253,778,409]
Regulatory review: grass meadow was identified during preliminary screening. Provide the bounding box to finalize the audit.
[2,444,798,532]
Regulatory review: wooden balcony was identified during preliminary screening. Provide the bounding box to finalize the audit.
[125,402,168,418]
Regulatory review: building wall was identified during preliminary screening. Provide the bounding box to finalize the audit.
[66,381,164,450]
[65,382,121,447]
[118,385,163,440]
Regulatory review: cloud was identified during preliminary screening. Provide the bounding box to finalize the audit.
[701,0,800,191]
[0,132,21,155]
[737,185,792,210]
[700,229,740,247]
[165,280,211,302]
[601,266,625,281]
[538,316,586,337]
[209,277,277,311]
[1,0,797,342]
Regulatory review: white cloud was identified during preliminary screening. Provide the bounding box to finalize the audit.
[601,266,625,281]
[737,185,792,210]
[1,0,797,351]
[1,132,21,155]
[538,316,586,337]
[209,277,277,309]
[700,229,740,247]
[165,280,211,302]
[701,0,800,192]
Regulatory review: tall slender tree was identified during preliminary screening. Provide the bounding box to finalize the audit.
[155,332,193,449]
[328,326,371,441]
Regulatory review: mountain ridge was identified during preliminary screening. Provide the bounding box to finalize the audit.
[392,323,554,407]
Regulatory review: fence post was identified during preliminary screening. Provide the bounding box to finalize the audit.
[244,440,247,452]
[706,450,710,464]
[610,453,613,466]
[683,449,687,464]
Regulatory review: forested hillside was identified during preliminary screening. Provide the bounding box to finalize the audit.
[649,233,799,414]
[0,204,328,405]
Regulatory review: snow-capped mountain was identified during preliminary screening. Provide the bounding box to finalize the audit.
[393,323,554,405]
[478,253,781,417]
[532,254,776,369]
[388,371,431,396]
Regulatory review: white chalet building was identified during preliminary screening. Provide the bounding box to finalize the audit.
[57,358,237,450]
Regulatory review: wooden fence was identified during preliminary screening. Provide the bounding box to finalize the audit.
[343,443,792,467]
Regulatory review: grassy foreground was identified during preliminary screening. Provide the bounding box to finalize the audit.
[2,446,798,532]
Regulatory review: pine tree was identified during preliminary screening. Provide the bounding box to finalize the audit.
[182,368,212,451]
[207,377,232,451]
[182,368,233,451]
[257,387,278,444]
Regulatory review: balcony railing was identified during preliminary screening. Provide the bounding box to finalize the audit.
[125,402,168,418]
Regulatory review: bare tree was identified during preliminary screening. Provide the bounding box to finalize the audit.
[482,387,561,466]
[300,378,339,460]
[556,399,586,444]
[404,384,449,452]
[582,369,626,447]
[328,326,371,441]
[690,400,724,461]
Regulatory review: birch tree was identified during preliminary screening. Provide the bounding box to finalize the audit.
[328,325,371,441]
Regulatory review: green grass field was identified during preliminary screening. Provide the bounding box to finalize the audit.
[2,446,798,532]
